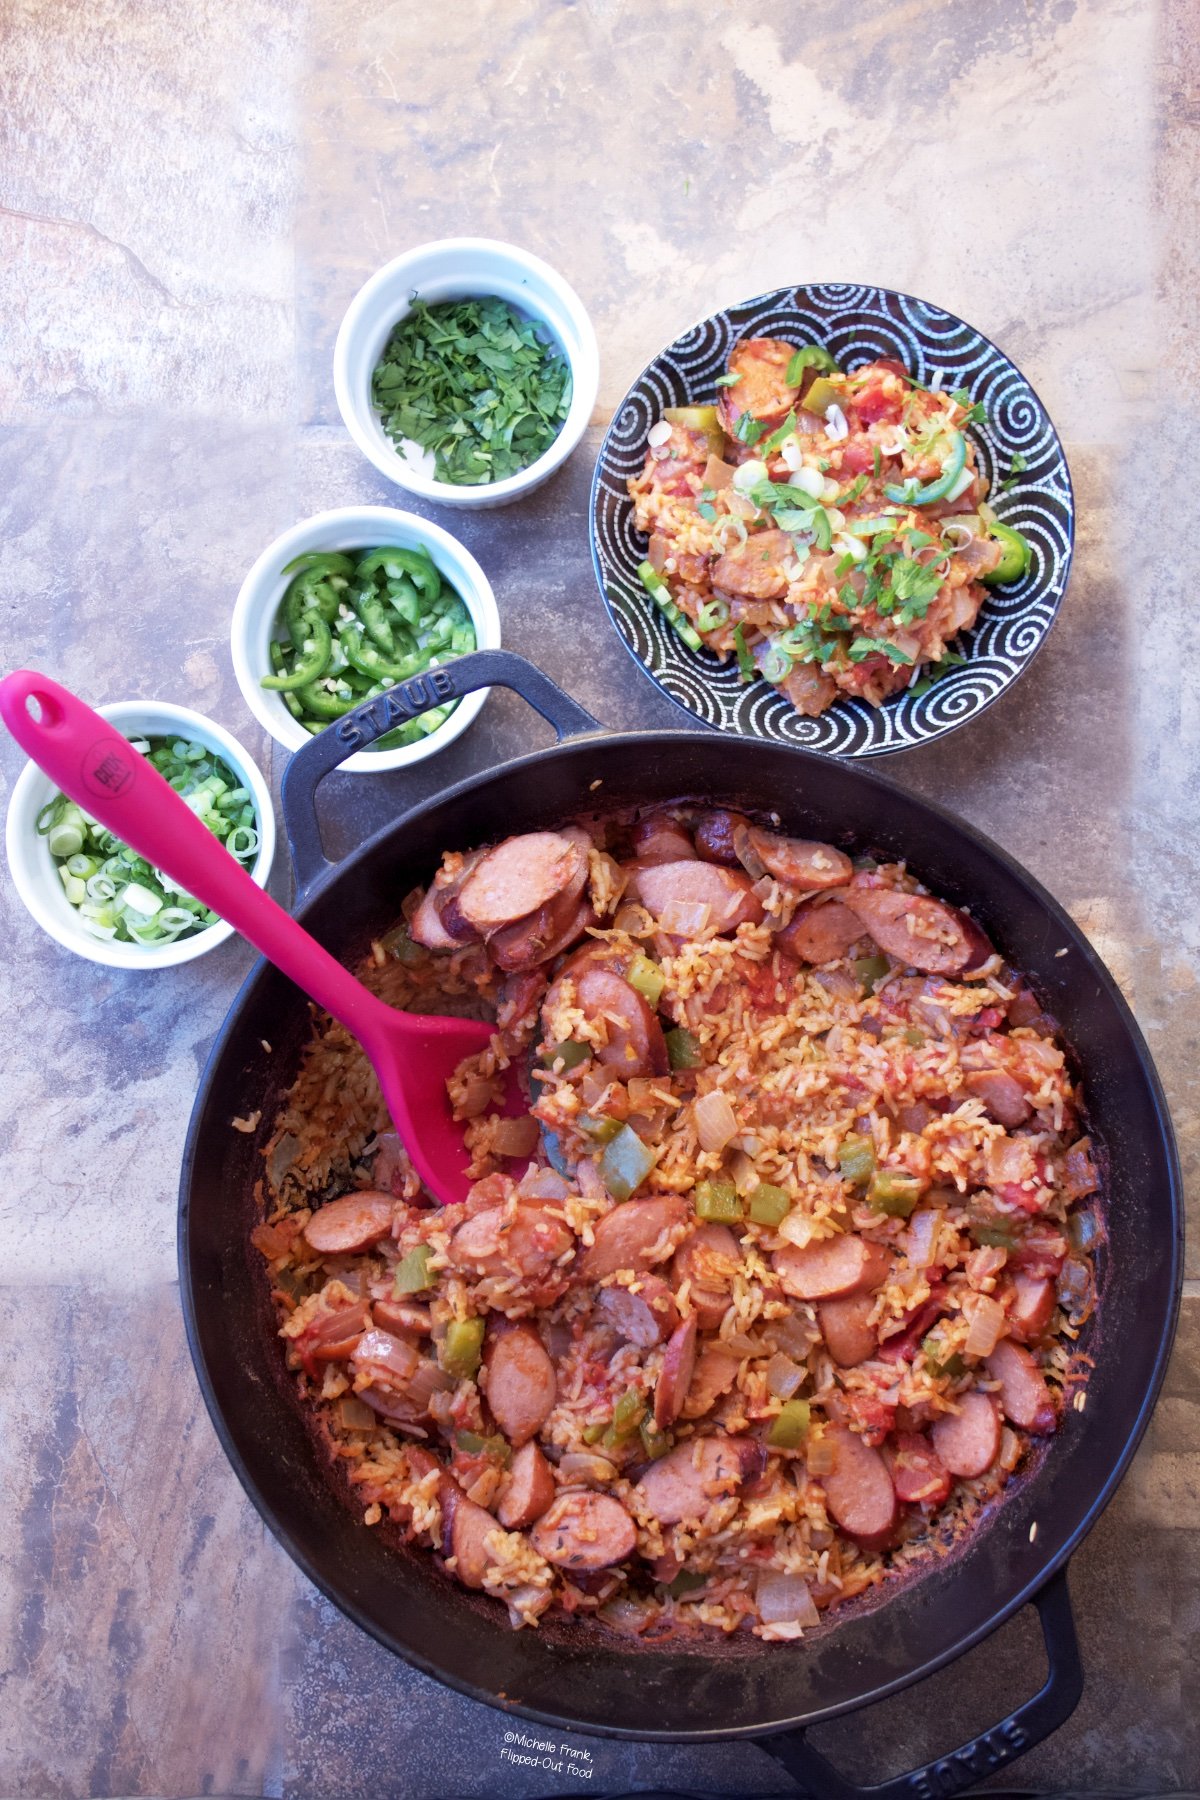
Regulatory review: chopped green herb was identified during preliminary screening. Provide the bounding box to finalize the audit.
[733,412,766,446]
[714,371,742,388]
[759,411,799,456]
[848,636,914,666]
[371,296,571,486]
[698,501,717,522]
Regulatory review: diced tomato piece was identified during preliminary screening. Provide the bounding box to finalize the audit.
[854,385,901,425]
[840,441,875,475]
[843,1390,896,1447]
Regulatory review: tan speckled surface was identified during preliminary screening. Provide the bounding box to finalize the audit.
[0,0,1196,1793]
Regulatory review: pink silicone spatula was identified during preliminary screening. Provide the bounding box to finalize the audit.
[1,670,498,1205]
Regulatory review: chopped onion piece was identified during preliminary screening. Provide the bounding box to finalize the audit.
[695,1089,738,1153]
[806,1434,836,1475]
[779,436,805,472]
[661,898,711,936]
[964,1294,1007,1358]
[788,464,825,499]
[702,453,737,490]
[770,1309,820,1358]
[647,419,673,448]
[904,1208,939,1270]
[821,476,841,503]
[559,1451,619,1486]
[732,458,769,495]
[405,1358,456,1410]
[832,533,867,565]
[765,1353,805,1399]
[599,1595,655,1635]
[732,822,767,880]
[492,1115,540,1158]
[778,1211,816,1248]
[824,404,849,442]
[757,1571,820,1626]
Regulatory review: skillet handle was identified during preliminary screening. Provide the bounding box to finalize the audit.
[758,1568,1082,1800]
[280,649,602,893]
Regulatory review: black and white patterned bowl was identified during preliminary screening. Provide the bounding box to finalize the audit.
[589,284,1074,757]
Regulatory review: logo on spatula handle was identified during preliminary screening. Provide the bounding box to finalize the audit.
[82,738,138,799]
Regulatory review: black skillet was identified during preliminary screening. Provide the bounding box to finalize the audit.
[179,650,1181,1798]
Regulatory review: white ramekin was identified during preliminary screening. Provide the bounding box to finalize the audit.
[5,699,276,969]
[230,505,500,773]
[333,238,599,509]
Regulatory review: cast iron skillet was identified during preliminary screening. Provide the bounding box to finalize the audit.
[179,651,1181,1798]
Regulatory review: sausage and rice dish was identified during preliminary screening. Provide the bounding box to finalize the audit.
[629,338,1032,717]
[252,807,1100,1640]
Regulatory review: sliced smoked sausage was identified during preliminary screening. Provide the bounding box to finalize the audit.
[304,1190,395,1255]
[531,1490,637,1572]
[842,887,992,977]
[632,861,764,935]
[986,1338,1057,1433]
[576,967,669,1079]
[448,1205,574,1283]
[441,1481,500,1589]
[821,1423,899,1550]
[716,336,799,435]
[681,1347,740,1419]
[484,1323,557,1446]
[778,899,865,964]
[742,827,852,892]
[711,529,794,602]
[633,1436,764,1527]
[632,813,697,866]
[931,1390,1001,1479]
[456,832,587,936]
[1008,1273,1056,1344]
[497,1441,556,1530]
[817,1292,879,1367]
[964,1069,1032,1128]
[597,1275,679,1347]
[888,1433,952,1506]
[489,893,595,973]
[773,1234,891,1302]
[577,1195,689,1281]
[654,1316,698,1429]
[693,810,749,865]
[672,1222,743,1329]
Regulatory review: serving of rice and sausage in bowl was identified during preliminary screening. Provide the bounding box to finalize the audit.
[591,283,1074,756]
[177,651,1179,1774]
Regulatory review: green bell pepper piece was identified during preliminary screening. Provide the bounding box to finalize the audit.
[440,1316,485,1380]
[694,1177,742,1223]
[838,1134,877,1188]
[767,1398,811,1449]
[599,1124,656,1201]
[393,1244,433,1294]
[665,1027,702,1070]
[748,1182,790,1227]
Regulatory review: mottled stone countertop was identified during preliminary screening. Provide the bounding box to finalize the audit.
[1,0,1196,1794]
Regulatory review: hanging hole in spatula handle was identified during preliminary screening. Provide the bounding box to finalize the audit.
[758,1567,1082,1800]
[281,649,603,893]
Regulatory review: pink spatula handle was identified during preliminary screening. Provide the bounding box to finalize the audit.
[0,670,389,1037]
